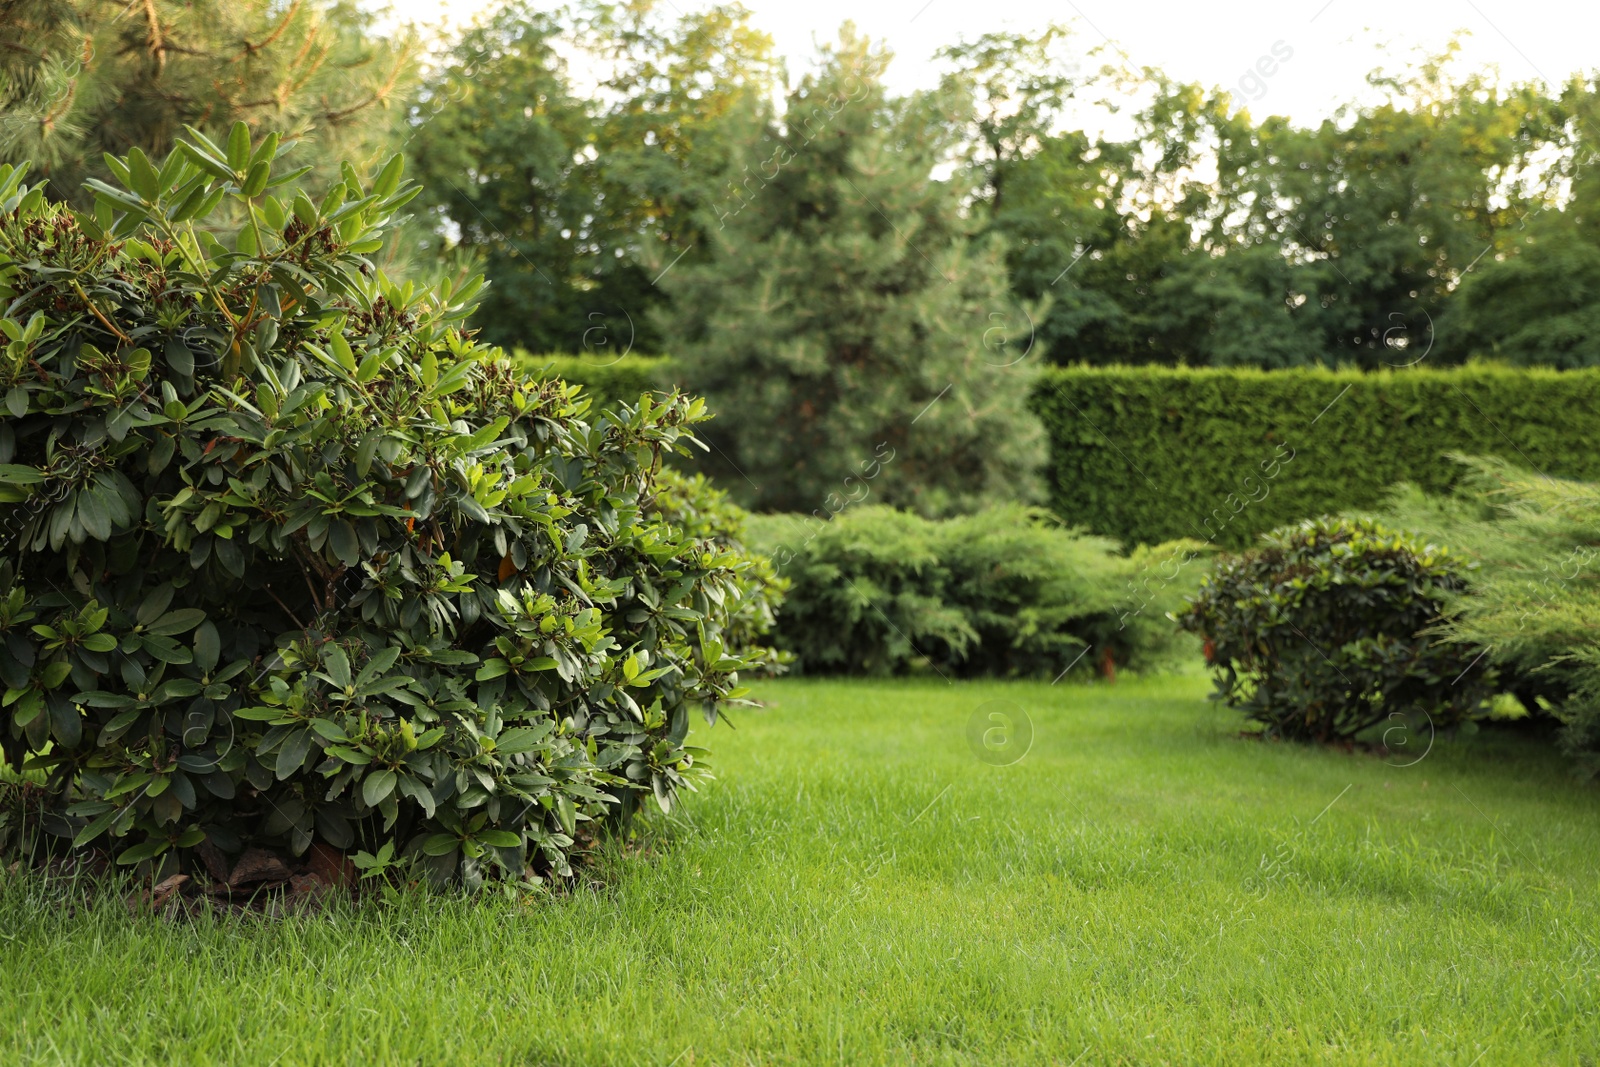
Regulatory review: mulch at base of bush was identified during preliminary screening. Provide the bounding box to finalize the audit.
[8,841,360,919]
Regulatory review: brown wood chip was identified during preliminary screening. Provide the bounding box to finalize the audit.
[228,847,291,887]
[150,873,189,909]
[307,841,357,888]
[194,837,230,883]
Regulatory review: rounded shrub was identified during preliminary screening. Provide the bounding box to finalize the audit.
[1178,516,1491,741]
[0,127,778,888]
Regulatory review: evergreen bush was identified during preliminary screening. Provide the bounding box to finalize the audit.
[1377,457,1600,772]
[656,31,1045,517]
[747,505,1203,677]
[1178,517,1491,741]
[0,127,778,888]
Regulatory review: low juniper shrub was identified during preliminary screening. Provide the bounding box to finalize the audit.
[749,504,1203,677]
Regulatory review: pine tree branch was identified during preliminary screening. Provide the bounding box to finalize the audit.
[39,69,82,136]
[322,44,415,125]
[140,0,167,73]
[236,0,304,58]
[141,44,219,60]
[232,23,330,113]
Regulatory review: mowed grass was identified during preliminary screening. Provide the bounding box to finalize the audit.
[3,674,1599,1066]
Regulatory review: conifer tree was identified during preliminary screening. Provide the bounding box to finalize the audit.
[0,0,417,204]
[657,29,1045,517]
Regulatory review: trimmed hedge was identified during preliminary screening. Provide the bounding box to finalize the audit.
[1032,366,1600,548]
[511,352,673,415]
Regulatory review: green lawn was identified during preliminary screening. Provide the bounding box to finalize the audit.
[3,674,1599,1066]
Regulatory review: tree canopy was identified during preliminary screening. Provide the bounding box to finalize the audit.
[408,0,777,355]
[15,4,1600,372]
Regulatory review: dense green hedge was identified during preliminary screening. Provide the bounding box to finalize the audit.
[1032,366,1600,548]
[511,352,673,415]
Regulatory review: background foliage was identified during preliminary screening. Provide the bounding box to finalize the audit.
[405,14,1600,373]
[510,352,673,416]
[1032,365,1600,548]
[968,38,1600,369]
[15,8,1600,372]
[409,1,778,355]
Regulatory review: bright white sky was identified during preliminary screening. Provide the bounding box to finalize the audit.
[390,0,1600,124]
